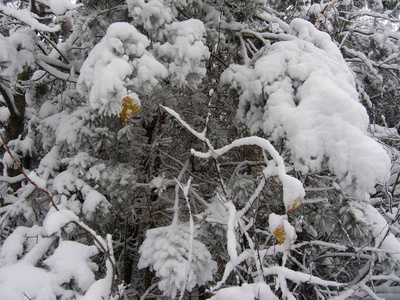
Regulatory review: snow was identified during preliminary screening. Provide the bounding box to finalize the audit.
[268,213,297,251]
[200,195,229,224]
[44,241,98,291]
[0,4,60,32]
[221,18,391,197]
[280,173,305,212]
[154,19,210,89]
[363,204,400,262]
[132,53,168,94]
[0,226,41,266]
[370,124,398,139]
[81,279,110,299]
[43,208,79,235]
[48,0,81,15]
[189,135,306,213]
[28,171,47,189]
[127,0,209,89]
[263,266,344,287]
[0,106,10,123]
[82,189,111,219]
[41,111,85,148]
[210,282,278,300]
[78,22,167,115]
[39,101,58,119]
[7,135,35,158]
[53,169,80,194]
[0,29,36,79]
[37,146,61,177]
[138,224,217,298]
[0,226,61,300]
[0,225,102,299]
[0,259,58,300]
[226,202,238,262]
[127,0,174,39]
[150,173,168,195]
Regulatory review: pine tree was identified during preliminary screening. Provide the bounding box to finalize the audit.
[0,0,399,299]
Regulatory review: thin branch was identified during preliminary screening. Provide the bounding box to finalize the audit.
[315,0,338,30]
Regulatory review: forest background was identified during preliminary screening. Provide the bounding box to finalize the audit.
[1,0,400,299]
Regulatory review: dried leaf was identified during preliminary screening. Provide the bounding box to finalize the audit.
[286,197,302,213]
[273,224,286,245]
[269,213,297,250]
[121,93,141,125]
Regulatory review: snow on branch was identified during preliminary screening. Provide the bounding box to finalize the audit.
[0,4,60,33]
[36,60,78,83]
[162,105,305,213]
[342,45,382,81]
[263,266,344,287]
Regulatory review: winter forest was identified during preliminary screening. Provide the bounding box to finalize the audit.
[1,0,400,299]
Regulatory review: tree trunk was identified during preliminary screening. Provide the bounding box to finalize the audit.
[0,70,28,189]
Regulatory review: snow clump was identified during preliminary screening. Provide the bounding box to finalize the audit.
[138,223,217,298]
[77,22,167,116]
[221,18,391,198]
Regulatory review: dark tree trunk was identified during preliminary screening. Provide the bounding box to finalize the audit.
[0,70,28,189]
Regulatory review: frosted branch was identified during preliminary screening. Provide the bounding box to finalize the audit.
[0,4,60,32]
[36,60,77,83]
[263,266,344,287]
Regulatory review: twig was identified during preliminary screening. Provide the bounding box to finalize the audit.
[24,293,32,300]
[315,0,338,29]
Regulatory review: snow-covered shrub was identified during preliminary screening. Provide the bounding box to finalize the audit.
[154,19,210,89]
[2,0,400,299]
[127,0,174,40]
[138,223,217,298]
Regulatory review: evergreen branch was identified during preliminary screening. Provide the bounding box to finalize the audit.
[0,3,60,32]
[0,131,58,209]
[0,131,118,299]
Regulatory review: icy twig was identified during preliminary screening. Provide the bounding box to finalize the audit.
[315,0,338,30]
[175,178,194,300]
[161,105,229,196]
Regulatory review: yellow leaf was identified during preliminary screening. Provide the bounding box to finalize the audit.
[121,93,141,126]
[286,197,302,213]
[273,225,286,245]
[269,213,297,250]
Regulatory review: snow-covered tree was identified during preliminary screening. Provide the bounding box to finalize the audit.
[1,0,400,299]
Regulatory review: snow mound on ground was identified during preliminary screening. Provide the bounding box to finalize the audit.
[221,18,390,197]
